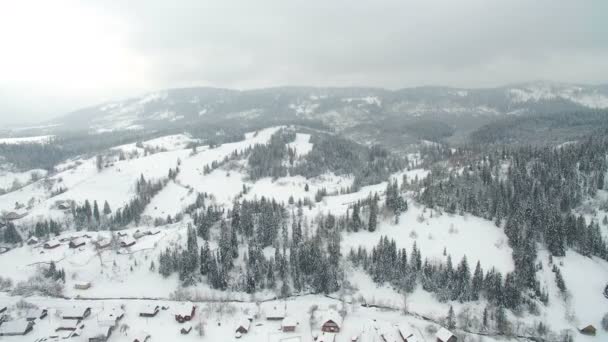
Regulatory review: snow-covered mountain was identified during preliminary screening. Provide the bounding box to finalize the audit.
[49,82,608,133]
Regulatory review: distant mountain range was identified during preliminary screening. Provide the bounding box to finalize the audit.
[49,81,608,134]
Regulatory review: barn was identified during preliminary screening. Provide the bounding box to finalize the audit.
[320,310,342,333]
[436,327,457,342]
[0,319,34,336]
[174,303,196,323]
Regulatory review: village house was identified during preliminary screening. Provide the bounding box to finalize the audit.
[0,319,34,336]
[174,303,196,323]
[139,304,160,317]
[436,327,457,342]
[27,236,39,245]
[25,308,48,321]
[44,240,61,249]
[74,281,92,290]
[578,324,597,336]
[69,237,86,248]
[61,306,92,320]
[120,236,137,248]
[265,305,286,320]
[117,231,129,237]
[133,331,151,342]
[320,310,342,333]
[281,316,297,332]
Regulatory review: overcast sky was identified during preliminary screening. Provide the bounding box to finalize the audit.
[0,0,607,125]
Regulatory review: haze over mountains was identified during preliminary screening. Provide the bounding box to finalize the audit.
[50,81,608,133]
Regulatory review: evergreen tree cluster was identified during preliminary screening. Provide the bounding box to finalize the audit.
[112,174,169,227]
[348,236,536,310]
[248,130,296,180]
[1,222,22,244]
[32,219,62,238]
[418,134,608,291]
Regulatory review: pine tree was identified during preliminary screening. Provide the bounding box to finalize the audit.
[93,200,100,224]
[103,200,111,215]
[3,222,22,244]
[368,195,378,232]
[446,305,456,330]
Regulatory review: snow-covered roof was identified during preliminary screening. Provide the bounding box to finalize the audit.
[0,319,32,334]
[56,318,84,330]
[266,305,286,319]
[397,324,420,342]
[282,316,297,327]
[320,309,341,328]
[139,304,159,314]
[61,306,90,318]
[44,239,60,247]
[25,308,46,319]
[121,236,136,246]
[97,307,124,325]
[85,322,113,339]
[436,327,455,342]
[173,303,194,316]
[70,237,86,246]
[235,317,251,331]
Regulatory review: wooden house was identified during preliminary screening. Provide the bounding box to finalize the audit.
[281,316,297,332]
[174,303,196,323]
[74,281,92,290]
[139,304,160,317]
[0,319,34,336]
[27,236,39,245]
[56,318,85,331]
[133,331,151,342]
[320,310,342,333]
[436,327,456,342]
[97,307,124,327]
[61,306,92,320]
[44,240,61,249]
[579,325,597,336]
[95,238,111,249]
[117,231,129,237]
[69,237,86,248]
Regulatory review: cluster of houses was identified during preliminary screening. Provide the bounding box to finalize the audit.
[32,228,161,252]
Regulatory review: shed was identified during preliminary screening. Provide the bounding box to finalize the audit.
[133,331,151,342]
[174,303,196,323]
[120,236,136,248]
[74,281,92,290]
[133,230,146,239]
[139,304,160,317]
[61,306,92,320]
[281,316,297,332]
[579,325,596,336]
[69,238,86,248]
[0,319,34,336]
[44,240,61,249]
[95,239,111,249]
[235,317,251,334]
[320,310,342,333]
[27,237,39,245]
[436,327,456,342]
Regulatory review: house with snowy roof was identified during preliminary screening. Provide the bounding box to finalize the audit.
[436,327,456,342]
[320,309,342,333]
[0,319,34,336]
